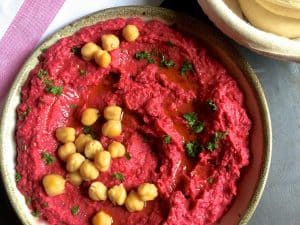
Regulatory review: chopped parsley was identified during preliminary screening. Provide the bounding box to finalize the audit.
[25,197,32,206]
[184,140,201,158]
[37,69,48,79]
[71,46,81,56]
[206,131,228,152]
[79,68,86,76]
[42,202,49,208]
[31,210,40,218]
[112,172,125,181]
[70,103,77,109]
[41,48,48,53]
[71,206,80,215]
[207,177,214,184]
[82,126,97,139]
[166,41,175,47]
[125,152,131,160]
[163,135,171,144]
[18,107,31,120]
[208,100,217,111]
[41,151,55,165]
[44,83,63,95]
[183,112,204,133]
[160,54,175,68]
[180,60,194,76]
[134,51,155,64]
[15,173,21,182]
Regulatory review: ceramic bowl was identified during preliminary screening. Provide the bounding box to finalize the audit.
[199,0,300,62]
[0,6,272,225]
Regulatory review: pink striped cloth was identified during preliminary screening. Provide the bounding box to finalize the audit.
[0,0,65,110]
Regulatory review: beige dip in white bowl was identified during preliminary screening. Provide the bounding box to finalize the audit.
[199,0,300,62]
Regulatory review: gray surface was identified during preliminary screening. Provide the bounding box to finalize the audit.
[238,47,300,225]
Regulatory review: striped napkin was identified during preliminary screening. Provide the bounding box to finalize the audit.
[0,0,162,111]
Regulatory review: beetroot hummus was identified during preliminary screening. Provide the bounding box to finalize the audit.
[15,17,251,225]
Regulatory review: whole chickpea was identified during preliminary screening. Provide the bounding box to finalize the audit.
[42,174,65,196]
[79,160,99,181]
[75,134,93,153]
[66,172,83,186]
[137,183,158,201]
[103,105,122,121]
[125,191,145,212]
[122,24,140,42]
[94,151,111,172]
[55,127,76,143]
[107,141,126,158]
[88,181,107,201]
[102,120,122,137]
[81,42,101,61]
[66,153,85,172]
[107,184,127,206]
[84,140,103,159]
[101,34,120,51]
[92,211,113,225]
[95,51,111,68]
[58,142,76,161]
[81,108,99,126]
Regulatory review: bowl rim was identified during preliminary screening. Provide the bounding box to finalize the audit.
[0,5,272,225]
[199,0,300,62]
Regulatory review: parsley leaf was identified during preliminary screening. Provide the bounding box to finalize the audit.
[31,210,40,218]
[184,140,201,158]
[71,46,81,56]
[207,177,214,184]
[18,107,31,120]
[79,68,86,76]
[134,51,155,64]
[163,135,171,144]
[208,100,217,111]
[160,54,175,68]
[41,151,55,165]
[15,173,21,182]
[125,152,131,160]
[71,206,79,215]
[70,103,77,109]
[37,69,48,79]
[112,172,125,181]
[183,112,204,133]
[206,131,228,152]
[180,60,194,76]
[44,83,63,96]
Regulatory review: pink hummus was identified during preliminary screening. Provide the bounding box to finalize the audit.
[15,18,251,225]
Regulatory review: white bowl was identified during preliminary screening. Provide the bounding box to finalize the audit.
[199,0,300,62]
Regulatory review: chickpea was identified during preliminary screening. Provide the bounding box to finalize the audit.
[92,211,113,225]
[75,134,93,153]
[66,172,83,186]
[107,184,127,206]
[58,142,76,161]
[137,183,158,201]
[95,50,111,68]
[66,153,85,172]
[108,141,126,158]
[102,120,122,137]
[122,24,140,42]
[125,191,145,212]
[84,140,103,159]
[94,151,111,172]
[55,127,76,143]
[103,105,122,121]
[101,34,120,51]
[81,108,99,126]
[81,42,101,61]
[42,174,65,196]
[79,160,99,181]
[88,181,107,201]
